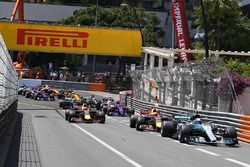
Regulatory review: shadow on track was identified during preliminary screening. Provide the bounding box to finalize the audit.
[4,112,23,167]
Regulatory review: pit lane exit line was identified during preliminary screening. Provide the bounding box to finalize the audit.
[72,123,143,167]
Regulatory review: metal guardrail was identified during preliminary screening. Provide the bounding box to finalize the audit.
[127,96,250,143]
[19,79,106,91]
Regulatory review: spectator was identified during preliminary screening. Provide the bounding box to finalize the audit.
[77,71,81,82]
[59,72,64,80]
[81,72,85,82]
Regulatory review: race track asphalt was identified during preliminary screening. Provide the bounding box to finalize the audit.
[5,94,250,167]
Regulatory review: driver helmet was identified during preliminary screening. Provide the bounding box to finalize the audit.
[82,104,87,110]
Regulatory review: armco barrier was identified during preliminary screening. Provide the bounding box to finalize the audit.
[19,79,106,91]
[239,115,250,142]
[127,96,250,143]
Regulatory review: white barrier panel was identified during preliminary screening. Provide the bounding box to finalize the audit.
[0,33,18,112]
[19,79,42,88]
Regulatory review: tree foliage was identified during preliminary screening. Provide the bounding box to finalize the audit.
[226,58,250,77]
[194,0,250,52]
[194,0,250,77]
[59,6,164,47]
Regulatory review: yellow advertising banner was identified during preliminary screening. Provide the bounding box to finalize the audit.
[0,22,142,56]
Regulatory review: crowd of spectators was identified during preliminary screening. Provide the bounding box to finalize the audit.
[33,69,111,83]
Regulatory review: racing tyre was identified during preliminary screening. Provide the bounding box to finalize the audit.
[161,121,176,137]
[130,115,138,128]
[178,125,191,143]
[224,126,238,146]
[65,112,69,121]
[98,111,105,123]
[68,115,73,123]
[136,116,145,131]
[224,127,237,138]
[50,96,55,101]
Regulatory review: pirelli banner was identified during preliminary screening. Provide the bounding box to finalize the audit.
[0,22,142,56]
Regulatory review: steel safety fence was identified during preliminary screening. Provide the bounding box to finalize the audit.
[129,57,243,115]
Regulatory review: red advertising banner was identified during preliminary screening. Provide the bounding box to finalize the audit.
[172,0,191,62]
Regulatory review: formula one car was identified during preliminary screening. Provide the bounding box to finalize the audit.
[129,104,163,132]
[107,103,134,116]
[161,113,238,146]
[21,87,31,96]
[24,88,34,98]
[18,85,27,95]
[101,98,112,114]
[59,97,74,109]
[34,90,55,101]
[101,100,108,113]
[65,103,105,123]
[41,87,59,97]
[57,89,77,99]
[85,95,102,110]
[59,91,82,109]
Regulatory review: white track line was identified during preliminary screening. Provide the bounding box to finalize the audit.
[225,158,250,167]
[194,148,220,156]
[125,124,129,126]
[182,143,191,147]
[171,140,190,146]
[72,124,143,167]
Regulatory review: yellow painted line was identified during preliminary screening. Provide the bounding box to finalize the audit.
[18,102,54,109]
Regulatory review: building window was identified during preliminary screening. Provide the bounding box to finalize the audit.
[163,58,168,67]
